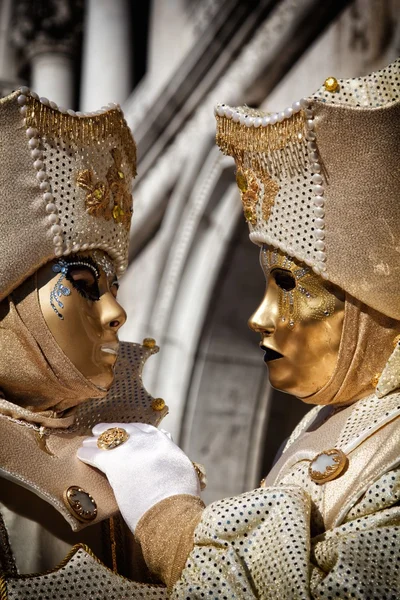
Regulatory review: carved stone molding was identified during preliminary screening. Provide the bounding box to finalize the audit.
[11,0,84,61]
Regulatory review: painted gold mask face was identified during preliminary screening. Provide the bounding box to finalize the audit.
[37,250,126,392]
[248,246,345,398]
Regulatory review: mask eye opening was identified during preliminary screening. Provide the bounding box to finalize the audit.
[271,268,296,291]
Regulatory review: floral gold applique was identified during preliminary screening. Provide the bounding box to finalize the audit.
[77,148,133,230]
[236,169,279,225]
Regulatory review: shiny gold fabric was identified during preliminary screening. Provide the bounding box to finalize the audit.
[0,273,104,413]
[304,294,400,405]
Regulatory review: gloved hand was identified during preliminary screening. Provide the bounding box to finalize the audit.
[77,422,201,533]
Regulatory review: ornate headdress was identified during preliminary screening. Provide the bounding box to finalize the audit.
[215,60,400,320]
[0,87,136,302]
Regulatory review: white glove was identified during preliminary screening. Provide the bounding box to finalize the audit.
[77,422,201,533]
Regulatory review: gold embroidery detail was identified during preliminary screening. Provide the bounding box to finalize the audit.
[236,169,279,226]
[261,246,335,329]
[262,176,280,222]
[77,148,133,230]
[25,95,136,175]
[216,110,307,178]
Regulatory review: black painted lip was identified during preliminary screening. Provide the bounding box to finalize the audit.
[260,345,283,363]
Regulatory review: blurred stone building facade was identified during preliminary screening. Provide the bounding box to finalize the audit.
[1,0,399,503]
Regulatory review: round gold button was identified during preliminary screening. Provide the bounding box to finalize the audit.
[324,76,339,93]
[63,486,97,522]
[309,448,348,484]
[151,397,166,412]
[97,427,129,450]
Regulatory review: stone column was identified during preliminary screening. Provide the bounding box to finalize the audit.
[80,0,132,112]
[11,0,83,107]
[0,0,19,95]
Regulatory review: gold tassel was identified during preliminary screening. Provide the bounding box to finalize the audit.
[216,111,307,178]
[25,96,137,177]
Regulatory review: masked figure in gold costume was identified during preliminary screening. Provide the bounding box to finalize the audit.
[77,61,400,599]
[0,88,182,598]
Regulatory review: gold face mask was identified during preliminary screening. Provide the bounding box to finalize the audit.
[37,250,126,393]
[248,246,345,398]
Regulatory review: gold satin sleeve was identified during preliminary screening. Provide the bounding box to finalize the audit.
[135,494,205,589]
[170,468,400,599]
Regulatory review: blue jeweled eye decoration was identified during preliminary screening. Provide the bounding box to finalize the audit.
[50,257,100,320]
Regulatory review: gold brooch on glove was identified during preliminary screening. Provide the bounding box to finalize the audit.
[97,427,130,450]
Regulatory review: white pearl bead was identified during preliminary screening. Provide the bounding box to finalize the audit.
[225,107,233,119]
[43,192,53,203]
[49,100,58,110]
[58,106,67,114]
[312,173,323,184]
[269,113,278,125]
[306,130,316,141]
[26,127,38,138]
[81,243,89,251]
[17,95,27,106]
[33,159,44,171]
[278,111,285,122]
[316,251,326,261]
[320,269,328,277]
[232,111,240,123]
[31,148,42,159]
[313,265,321,275]
[239,113,246,125]
[300,97,309,108]
[314,207,325,218]
[48,213,59,224]
[40,181,50,191]
[284,107,293,118]
[53,235,63,246]
[54,247,63,257]
[311,162,321,173]
[314,229,325,240]
[306,119,315,129]
[37,170,47,181]
[51,224,62,235]
[315,218,324,228]
[292,101,301,113]
[45,202,56,213]
[117,265,125,273]
[307,141,317,151]
[261,115,271,126]
[75,111,84,117]
[245,116,254,127]
[40,97,50,106]
[28,138,39,149]
[254,117,262,128]
[313,184,324,195]
[31,91,40,100]
[20,86,30,95]
[20,105,27,116]
[314,195,324,207]
[310,151,319,162]
[67,109,76,116]
[315,240,325,251]
[304,109,313,119]
[305,257,313,267]
[108,102,118,109]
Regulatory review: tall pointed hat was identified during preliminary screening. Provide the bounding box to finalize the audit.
[215,60,400,320]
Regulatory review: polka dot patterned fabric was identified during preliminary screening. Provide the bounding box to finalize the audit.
[313,59,400,108]
[5,545,167,599]
[73,342,168,435]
